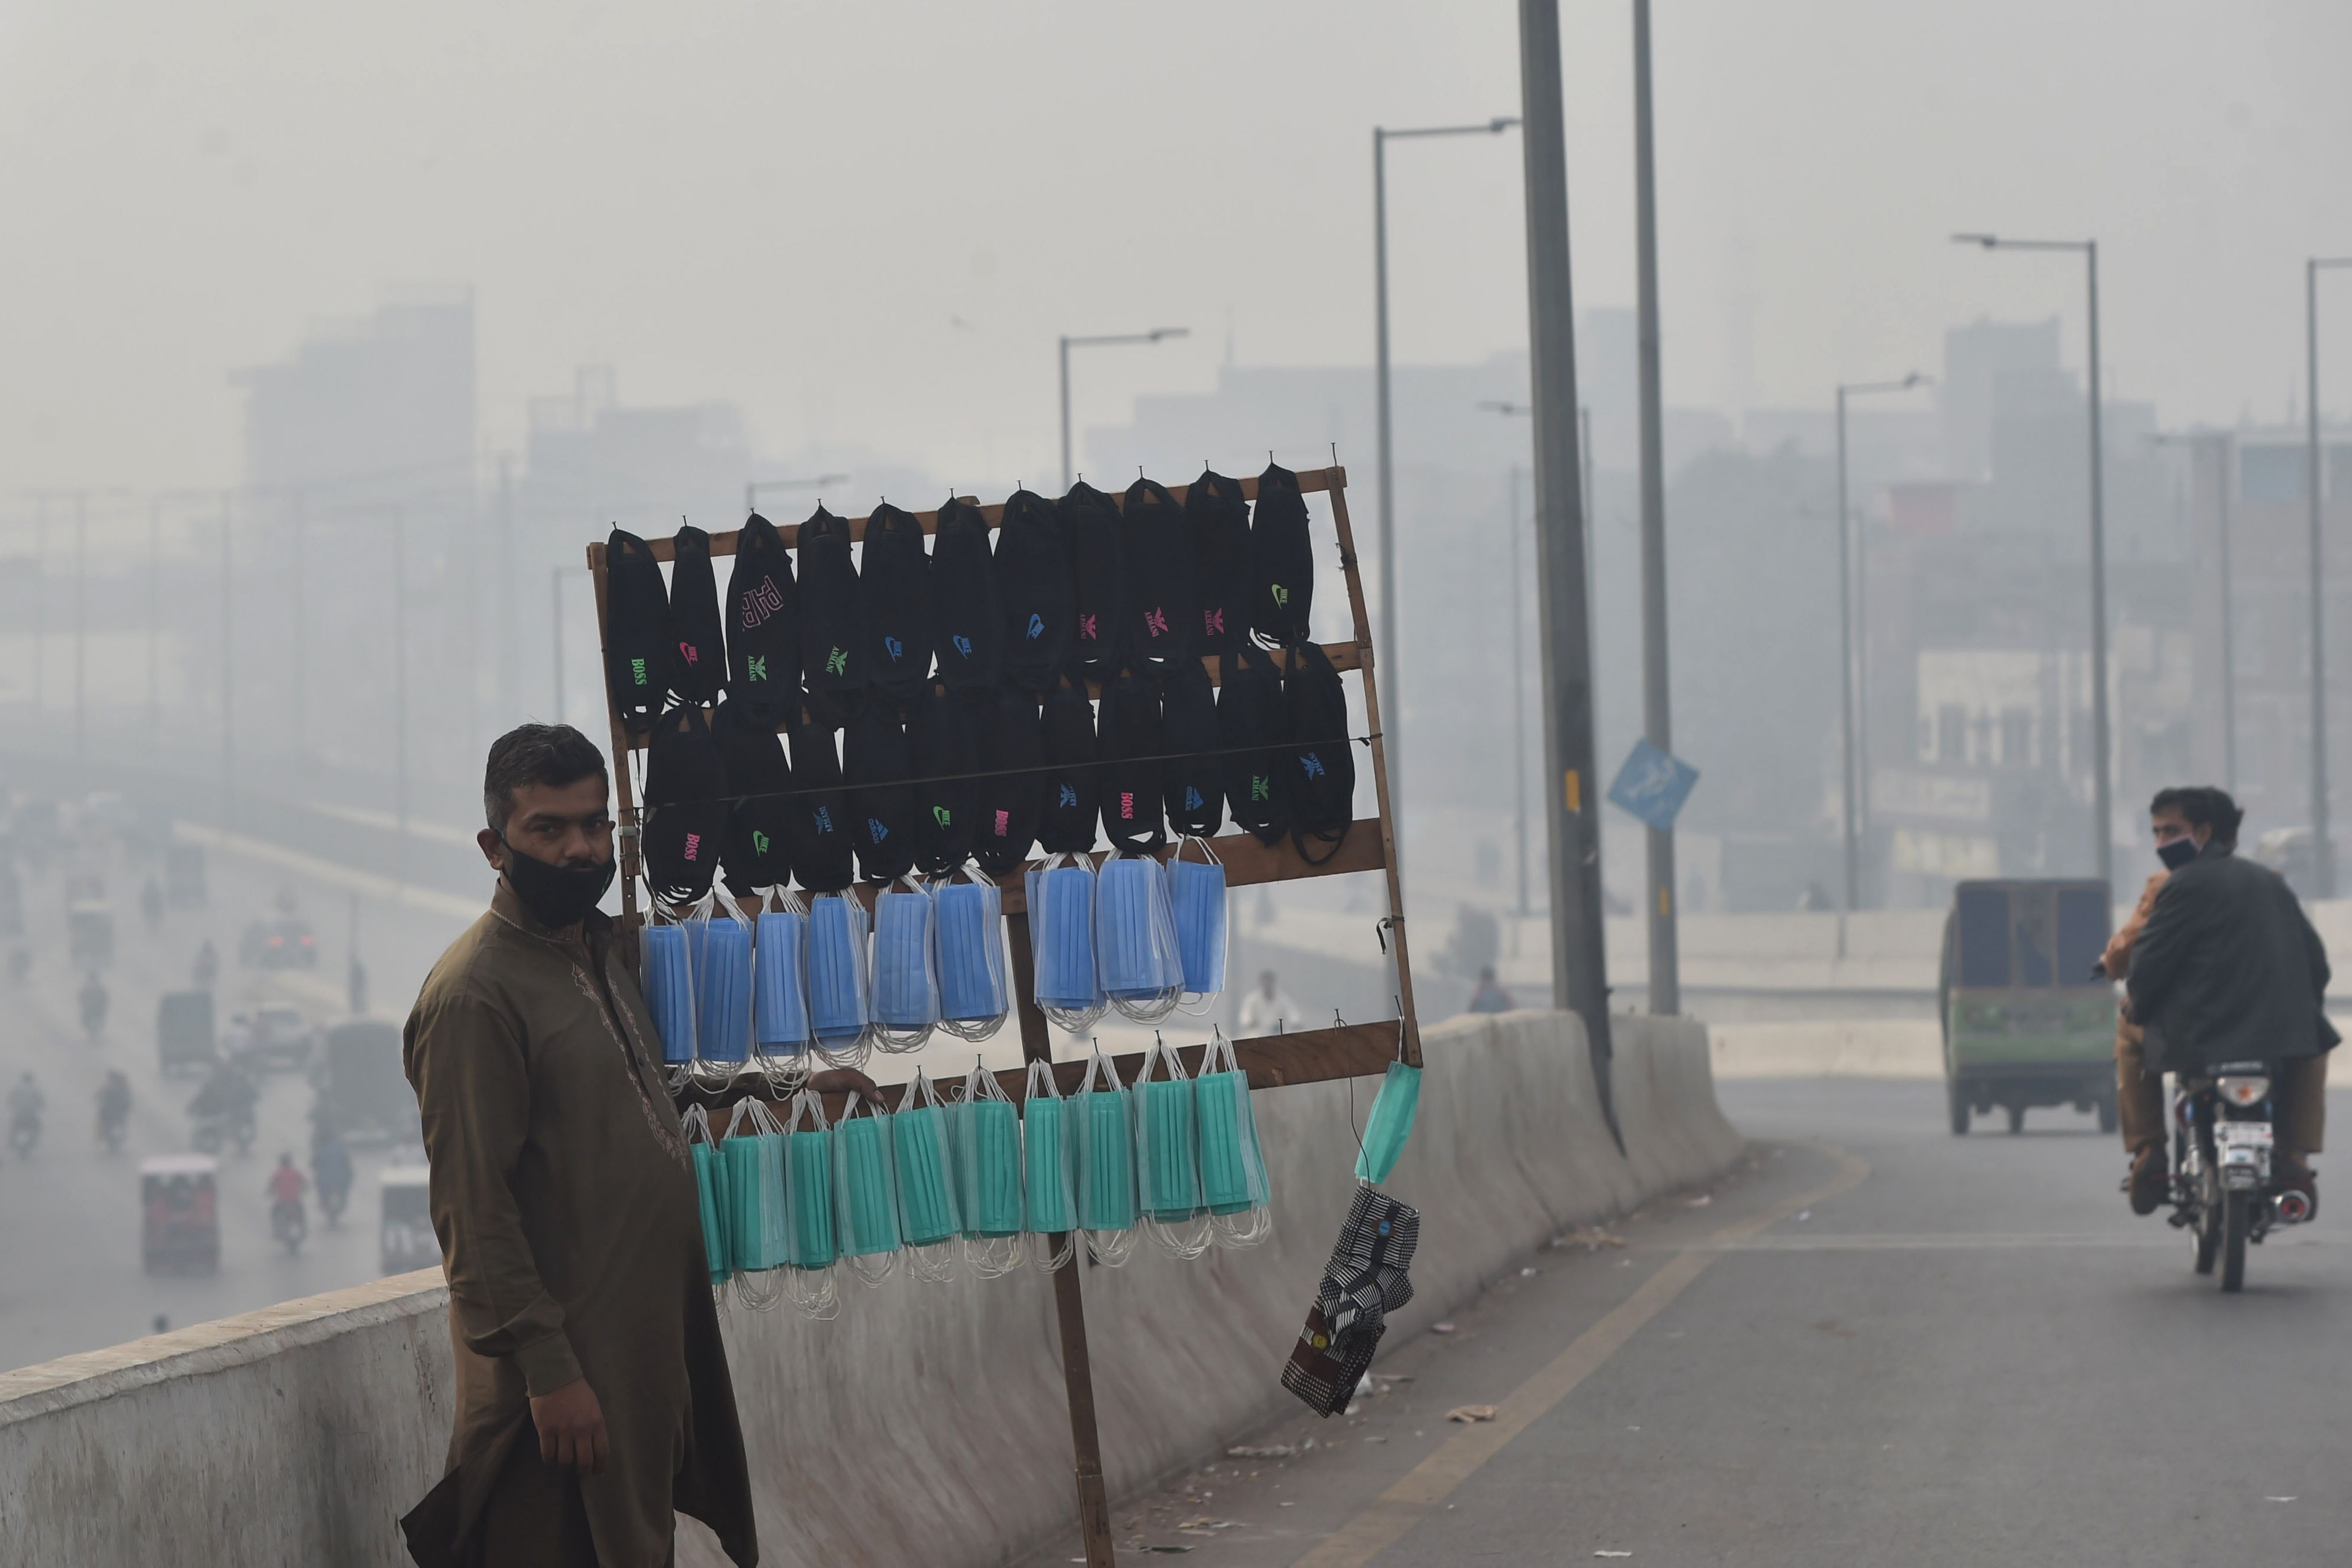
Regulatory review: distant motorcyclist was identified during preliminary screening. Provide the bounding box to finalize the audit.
[187,1059,259,1154]
[191,939,219,990]
[95,1069,131,1152]
[9,1071,45,1156]
[266,1152,308,1253]
[2123,786,2336,1215]
[78,970,108,1040]
[312,1127,353,1225]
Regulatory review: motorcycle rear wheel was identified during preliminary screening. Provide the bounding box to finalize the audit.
[2192,1169,2220,1276]
[2221,1190,2250,1293]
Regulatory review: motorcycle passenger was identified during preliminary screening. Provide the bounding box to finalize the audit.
[95,1069,131,1148]
[2122,786,2336,1216]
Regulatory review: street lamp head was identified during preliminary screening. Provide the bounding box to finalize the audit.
[1903,372,1926,389]
[1476,399,1530,416]
[1952,232,1999,249]
[1489,116,1520,134]
[1146,328,1189,343]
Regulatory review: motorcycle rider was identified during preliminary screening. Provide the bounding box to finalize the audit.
[188,1058,259,1147]
[266,1151,308,1239]
[191,939,219,990]
[312,1126,353,1225]
[2121,785,2336,1215]
[79,970,108,1039]
[95,1068,131,1149]
[9,1070,45,1151]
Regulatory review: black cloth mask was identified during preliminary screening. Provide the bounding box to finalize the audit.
[2157,835,2200,871]
[501,838,616,929]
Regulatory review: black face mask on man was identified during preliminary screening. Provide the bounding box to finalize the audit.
[501,836,616,929]
[2157,835,2201,872]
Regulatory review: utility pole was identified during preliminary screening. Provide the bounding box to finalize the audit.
[1956,233,2113,887]
[1510,465,1529,918]
[498,455,516,723]
[291,490,306,764]
[552,565,568,723]
[392,508,409,859]
[33,495,45,719]
[146,496,161,740]
[72,492,86,786]
[1059,332,1186,493]
[1632,0,1677,1015]
[1516,0,1613,1073]
[2306,257,2352,896]
[220,496,234,833]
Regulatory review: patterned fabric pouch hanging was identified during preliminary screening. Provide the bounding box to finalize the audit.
[1096,848,1182,1023]
[805,890,871,1069]
[933,864,1009,1042]
[1133,1034,1211,1260]
[1020,1056,1079,1273]
[1169,836,1228,1014]
[1073,1045,1139,1266]
[956,1062,1026,1277]
[1029,850,1105,1035]
[1283,1184,1420,1419]
[1195,1027,1273,1247]
[869,874,939,1052]
[891,1070,962,1283]
[832,1090,902,1286]
[780,1089,840,1319]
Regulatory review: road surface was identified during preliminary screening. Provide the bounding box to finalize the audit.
[1024,1076,2352,1566]
[0,826,475,1371]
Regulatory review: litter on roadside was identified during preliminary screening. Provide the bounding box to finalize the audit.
[1444,1404,1497,1423]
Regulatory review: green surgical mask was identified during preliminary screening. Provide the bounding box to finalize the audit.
[1353,1062,1422,1185]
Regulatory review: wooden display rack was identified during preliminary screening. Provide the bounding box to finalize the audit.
[585,465,1418,1567]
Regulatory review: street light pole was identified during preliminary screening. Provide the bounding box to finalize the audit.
[73,492,86,785]
[1376,117,1518,820]
[1514,0,1611,1070]
[2153,430,2238,789]
[392,507,409,858]
[1956,233,2113,888]
[1630,0,1679,1014]
[1057,331,1187,493]
[220,496,234,833]
[2306,257,2352,896]
[552,565,566,724]
[1834,375,1926,940]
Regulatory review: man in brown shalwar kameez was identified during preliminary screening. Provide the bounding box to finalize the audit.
[398,724,849,1567]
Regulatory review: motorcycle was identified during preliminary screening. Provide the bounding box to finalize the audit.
[2168,1059,2309,1292]
[192,1105,256,1157]
[9,1106,41,1159]
[97,1107,128,1154]
[271,1198,307,1257]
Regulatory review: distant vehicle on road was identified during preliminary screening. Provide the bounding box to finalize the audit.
[239,914,318,969]
[1939,878,2116,1136]
[156,991,218,1076]
[68,902,114,970]
[223,1004,315,1074]
[164,844,207,909]
[380,1165,437,1275]
[141,1155,220,1274]
[313,1019,418,1146]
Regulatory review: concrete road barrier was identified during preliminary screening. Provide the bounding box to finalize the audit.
[0,1012,1740,1568]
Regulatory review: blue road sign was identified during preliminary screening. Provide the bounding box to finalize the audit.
[1607,738,1699,832]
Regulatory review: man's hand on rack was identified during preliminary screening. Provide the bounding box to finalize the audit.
[808,1067,883,1106]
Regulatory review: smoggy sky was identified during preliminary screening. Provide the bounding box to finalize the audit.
[5,0,2349,500]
